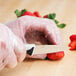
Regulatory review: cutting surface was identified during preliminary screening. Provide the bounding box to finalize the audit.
[0,0,76,76]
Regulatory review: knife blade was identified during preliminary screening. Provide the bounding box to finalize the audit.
[25,44,69,56]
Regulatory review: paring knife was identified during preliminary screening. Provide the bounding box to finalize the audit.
[25,44,69,56]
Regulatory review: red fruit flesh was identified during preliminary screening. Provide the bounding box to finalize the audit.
[43,15,48,18]
[47,51,64,60]
[33,11,41,17]
[69,35,76,50]
[22,11,35,16]
[69,40,76,50]
[70,35,76,41]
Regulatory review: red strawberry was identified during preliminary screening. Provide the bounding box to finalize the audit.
[47,51,64,60]
[69,40,76,50]
[69,41,72,47]
[43,15,48,18]
[70,35,76,41]
[33,11,41,17]
[69,35,76,50]
[22,11,35,16]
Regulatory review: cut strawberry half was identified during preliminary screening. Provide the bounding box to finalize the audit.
[47,51,64,60]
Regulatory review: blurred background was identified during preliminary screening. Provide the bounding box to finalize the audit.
[0,0,76,44]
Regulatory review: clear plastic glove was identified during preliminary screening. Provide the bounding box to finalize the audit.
[6,16,62,59]
[0,23,26,71]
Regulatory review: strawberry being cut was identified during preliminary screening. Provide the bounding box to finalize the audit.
[47,51,64,60]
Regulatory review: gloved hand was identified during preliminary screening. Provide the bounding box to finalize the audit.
[6,16,62,59]
[0,23,26,71]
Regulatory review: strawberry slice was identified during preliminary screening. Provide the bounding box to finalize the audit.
[47,51,64,60]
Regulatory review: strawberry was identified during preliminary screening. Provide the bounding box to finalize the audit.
[33,11,41,17]
[47,51,64,60]
[22,11,35,16]
[70,35,76,41]
[69,41,72,47]
[43,15,48,18]
[15,9,35,17]
[69,40,76,50]
[69,35,76,50]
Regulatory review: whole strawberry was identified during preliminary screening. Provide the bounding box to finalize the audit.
[70,35,76,41]
[22,11,35,16]
[15,9,35,17]
[47,51,64,60]
[43,15,48,18]
[33,11,41,17]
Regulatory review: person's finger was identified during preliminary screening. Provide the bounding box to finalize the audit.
[43,19,62,45]
[0,41,17,68]
[21,16,62,45]
[0,50,5,71]
[0,61,5,71]
[13,36,26,62]
[0,41,7,70]
[4,49,17,68]
[6,25,26,63]
[5,20,25,42]
[24,17,62,45]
